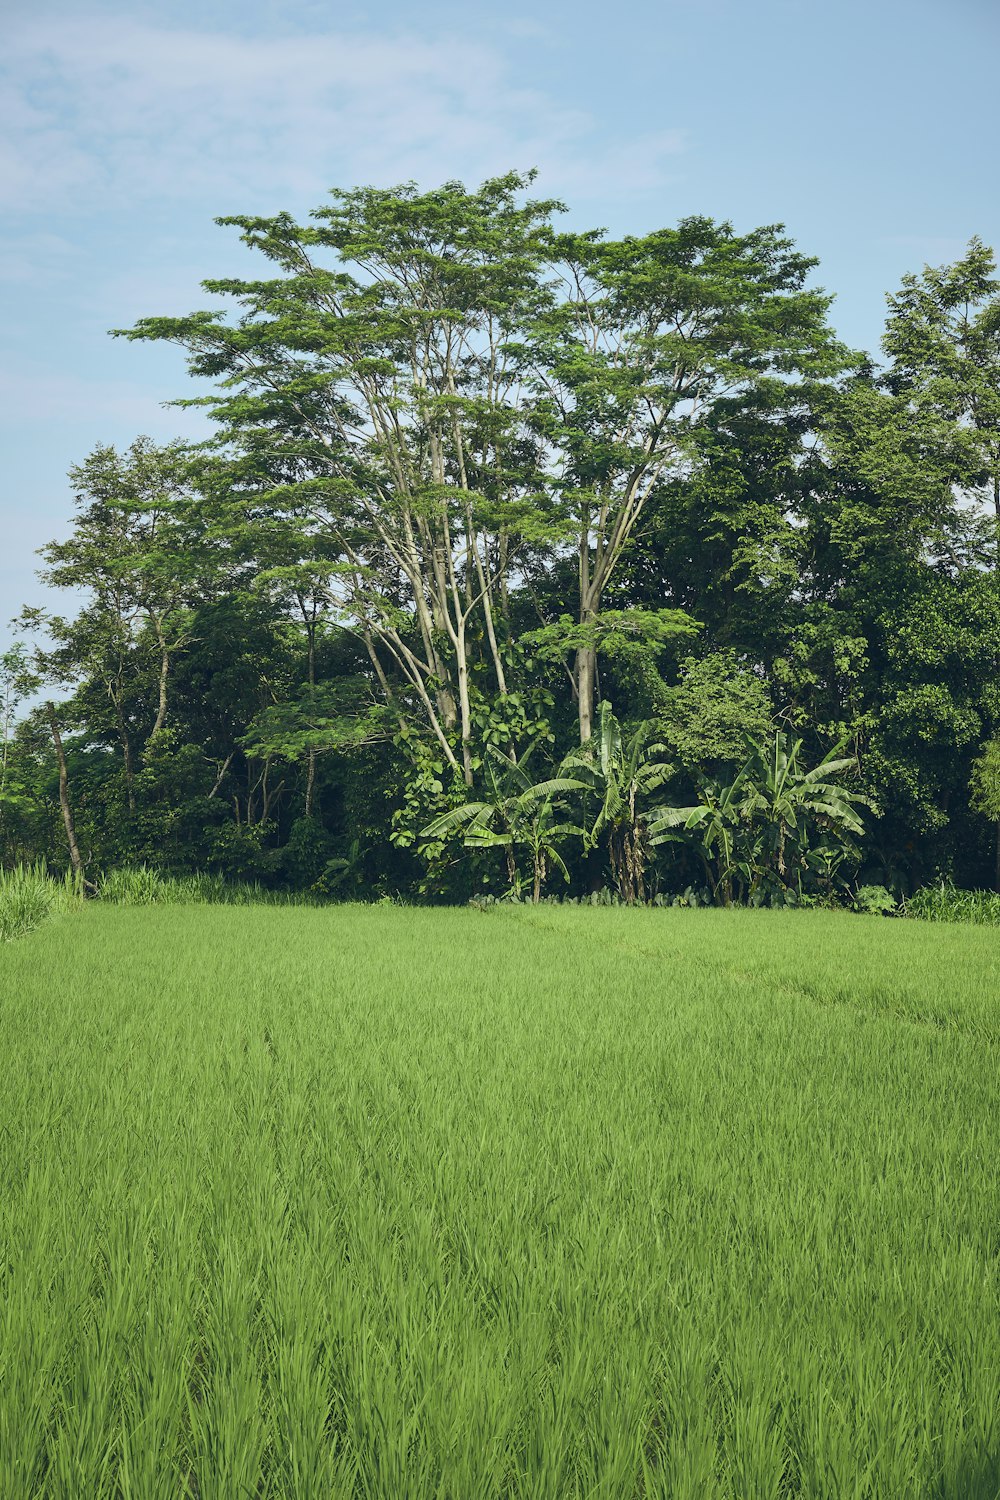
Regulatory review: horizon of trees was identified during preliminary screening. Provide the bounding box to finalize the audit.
[3,172,1000,904]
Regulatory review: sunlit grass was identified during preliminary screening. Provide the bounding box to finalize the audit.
[0,904,998,1497]
[0,862,81,942]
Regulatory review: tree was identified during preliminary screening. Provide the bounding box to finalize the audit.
[29,439,212,811]
[0,643,37,801]
[117,174,563,785]
[883,239,1000,559]
[530,218,848,740]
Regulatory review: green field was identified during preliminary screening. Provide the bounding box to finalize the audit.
[1,905,998,1499]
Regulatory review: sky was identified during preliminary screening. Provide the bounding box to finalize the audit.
[2,0,998,645]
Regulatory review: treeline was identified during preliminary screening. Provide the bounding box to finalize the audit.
[3,172,1000,904]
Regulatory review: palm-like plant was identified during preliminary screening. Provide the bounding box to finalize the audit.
[650,730,870,905]
[420,745,585,902]
[741,732,869,899]
[560,702,675,904]
[649,770,749,906]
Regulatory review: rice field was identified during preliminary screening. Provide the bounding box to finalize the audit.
[0,903,998,1498]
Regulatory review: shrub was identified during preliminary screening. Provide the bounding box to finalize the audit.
[852,884,898,916]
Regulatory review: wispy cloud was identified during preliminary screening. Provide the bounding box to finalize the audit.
[0,16,685,217]
[878,234,974,263]
[0,368,208,434]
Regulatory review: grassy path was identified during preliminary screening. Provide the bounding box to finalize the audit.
[0,905,998,1497]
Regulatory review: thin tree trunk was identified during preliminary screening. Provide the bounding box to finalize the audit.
[305,753,317,818]
[46,704,83,878]
[151,624,169,738]
[1,709,9,798]
[305,612,316,822]
[576,642,597,743]
[576,533,598,741]
[456,618,473,786]
[121,734,136,812]
[208,753,234,800]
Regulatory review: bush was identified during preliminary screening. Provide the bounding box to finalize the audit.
[852,884,898,916]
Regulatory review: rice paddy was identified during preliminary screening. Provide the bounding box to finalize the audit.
[0,902,998,1498]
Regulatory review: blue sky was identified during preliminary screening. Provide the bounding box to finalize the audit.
[2,0,998,643]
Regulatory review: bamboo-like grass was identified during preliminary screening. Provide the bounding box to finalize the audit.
[0,863,81,942]
[0,903,997,1497]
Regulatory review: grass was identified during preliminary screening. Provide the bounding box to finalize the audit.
[96,866,320,906]
[0,862,80,942]
[0,904,998,1498]
[906,880,1000,925]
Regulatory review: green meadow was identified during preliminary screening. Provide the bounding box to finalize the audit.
[1,904,998,1499]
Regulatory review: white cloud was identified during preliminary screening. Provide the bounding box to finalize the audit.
[0,16,686,216]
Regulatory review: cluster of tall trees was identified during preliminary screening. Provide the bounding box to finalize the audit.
[3,173,1000,901]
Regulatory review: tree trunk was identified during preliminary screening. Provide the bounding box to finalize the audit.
[532,853,544,904]
[576,643,596,743]
[151,636,169,738]
[305,614,317,816]
[47,705,83,878]
[456,618,474,786]
[305,751,316,818]
[121,734,136,812]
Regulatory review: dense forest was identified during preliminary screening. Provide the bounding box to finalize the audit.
[4,172,1000,905]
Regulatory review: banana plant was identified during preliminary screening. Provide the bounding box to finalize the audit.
[420,743,586,902]
[739,732,869,900]
[648,770,749,906]
[650,730,871,905]
[560,702,675,904]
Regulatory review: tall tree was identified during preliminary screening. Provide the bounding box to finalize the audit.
[117,174,561,785]
[531,218,848,739]
[883,239,1000,558]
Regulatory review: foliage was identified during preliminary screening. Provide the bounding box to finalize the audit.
[656,651,773,771]
[421,743,585,901]
[559,702,675,903]
[970,736,1000,823]
[852,883,899,915]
